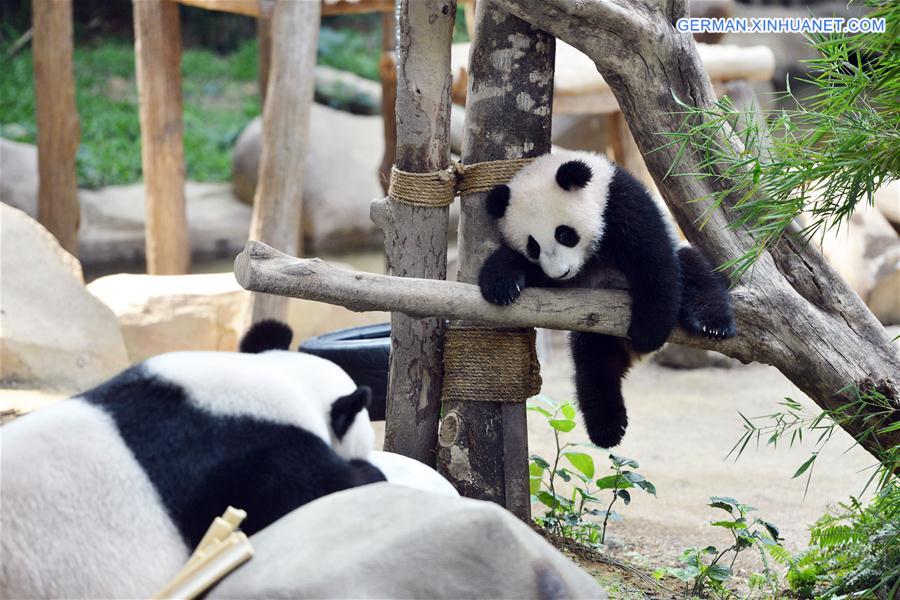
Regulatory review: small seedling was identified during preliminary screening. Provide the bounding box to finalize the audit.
[654,496,785,598]
[528,396,656,547]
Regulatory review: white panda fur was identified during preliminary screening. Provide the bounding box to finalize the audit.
[367,450,459,498]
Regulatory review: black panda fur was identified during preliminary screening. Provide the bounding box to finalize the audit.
[0,323,384,598]
[479,151,736,448]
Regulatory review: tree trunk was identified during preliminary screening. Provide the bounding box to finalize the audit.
[246,0,319,324]
[488,0,900,458]
[32,0,80,255]
[370,0,456,467]
[435,1,555,520]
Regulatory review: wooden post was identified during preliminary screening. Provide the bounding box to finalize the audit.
[377,11,398,194]
[436,2,554,519]
[32,0,80,254]
[133,0,189,274]
[246,0,320,323]
[256,15,272,107]
[370,0,456,466]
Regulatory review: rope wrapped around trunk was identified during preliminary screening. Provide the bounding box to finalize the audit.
[441,326,542,403]
[387,158,534,207]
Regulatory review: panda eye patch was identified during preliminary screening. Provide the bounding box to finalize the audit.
[555,225,579,247]
[526,236,541,259]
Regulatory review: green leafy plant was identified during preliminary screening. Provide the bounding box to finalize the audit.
[527,396,656,547]
[654,497,785,599]
[729,384,899,494]
[786,484,899,599]
[659,0,899,280]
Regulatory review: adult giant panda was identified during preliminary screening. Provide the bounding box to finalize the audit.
[478,150,736,448]
[0,321,383,599]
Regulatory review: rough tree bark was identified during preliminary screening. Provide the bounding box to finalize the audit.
[433,1,555,519]
[32,0,80,255]
[246,0,319,324]
[369,0,456,467]
[486,0,900,456]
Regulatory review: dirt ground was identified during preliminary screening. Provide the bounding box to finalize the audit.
[515,336,874,583]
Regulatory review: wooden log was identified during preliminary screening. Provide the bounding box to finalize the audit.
[133,0,189,274]
[256,15,272,106]
[436,1,555,520]
[234,240,755,357]
[245,0,321,323]
[32,0,80,255]
[369,0,456,467]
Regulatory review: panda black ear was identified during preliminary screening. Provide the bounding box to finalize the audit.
[331,386,372,440]
[556,160,593,191]
[485,185,510,219]
[239,319,294,353]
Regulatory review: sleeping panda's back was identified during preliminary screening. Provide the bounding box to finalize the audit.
[0,398,187,599]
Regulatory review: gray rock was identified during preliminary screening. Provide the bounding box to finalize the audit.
[232,104,386,253]
[1,204,129,391]
[78,182,252,271]
[315,65,382,115]
[654,343,740,370]
[210,483,606,599]
[86,272,249,362]
[0,138,38,218]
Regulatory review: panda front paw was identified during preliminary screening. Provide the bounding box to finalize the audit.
[479,275,524,306]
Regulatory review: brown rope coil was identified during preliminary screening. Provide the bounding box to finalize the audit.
[387,157,534,207]
[455,158,534,196]
[441,326,542,403]
[387,165,457,207]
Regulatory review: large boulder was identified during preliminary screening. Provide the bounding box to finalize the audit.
[1,204,129,390]
[0,138,38,218]
[79,182,251,271]
[209,484,606,599]
[232,104,385,252]
[86,272,249,362]
[874,180,900,231]
[810,203,900,324]
[87,270,388,362]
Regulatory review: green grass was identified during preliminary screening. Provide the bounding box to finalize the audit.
[1,37,261,188]
[1,12,469,188]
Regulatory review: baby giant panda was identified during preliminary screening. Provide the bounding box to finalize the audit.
[479,151,736,448]
[0,321,383,599]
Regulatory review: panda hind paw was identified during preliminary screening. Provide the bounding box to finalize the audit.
[585,421,627,449]
[683,316,736,340]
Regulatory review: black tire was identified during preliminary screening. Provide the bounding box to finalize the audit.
[298,323,390,421]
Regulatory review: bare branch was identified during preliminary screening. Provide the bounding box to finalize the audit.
[234,241,756,359]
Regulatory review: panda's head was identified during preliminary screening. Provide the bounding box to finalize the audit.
[239,320,375,460]
[486,152,615,280]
